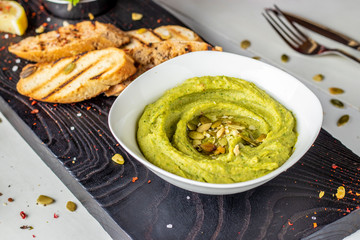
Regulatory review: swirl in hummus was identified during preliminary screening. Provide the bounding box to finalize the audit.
[137,76,297,183]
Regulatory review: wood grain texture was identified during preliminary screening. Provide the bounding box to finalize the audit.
[1,1,360,239]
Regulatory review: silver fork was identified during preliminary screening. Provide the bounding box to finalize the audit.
[263,6,360,64]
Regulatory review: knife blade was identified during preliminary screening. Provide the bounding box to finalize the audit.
[280,10,360,51]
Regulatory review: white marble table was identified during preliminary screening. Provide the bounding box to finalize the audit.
[0,111,112,240]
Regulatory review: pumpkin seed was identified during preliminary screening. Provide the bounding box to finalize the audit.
[329,87,344,95]
[211,120,222,129]
[111,153,124,165]
[199,143,217,152]
[199,115,211,124]
[330,99,344,108]
[63,62,76,74]
[192,139,202,146]
[216,127,225,138]
[197,123,212,132]
[240,40,251,49]
[337,114,349,127]
[312,74,324,82]
[187,122,197,131]
[66,201,77,212]
[281,54,289,63]
[218,137,228,147]
[20,65,37,78]
[189,131,205,140]
[256,134,267,142]
[37,195,54,206]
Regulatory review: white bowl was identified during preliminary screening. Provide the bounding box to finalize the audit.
[108,51,322,195]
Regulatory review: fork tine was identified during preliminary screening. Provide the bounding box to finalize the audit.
[262,11,299,50]
[274,5,308,40]
[265,8,304,45]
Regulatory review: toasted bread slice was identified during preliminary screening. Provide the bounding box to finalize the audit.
[130,40,221,66]
[154,25,203,41]
[9,21,130,62]
[17,48,136,103]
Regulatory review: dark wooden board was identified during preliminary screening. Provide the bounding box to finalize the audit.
[1,1,360,239]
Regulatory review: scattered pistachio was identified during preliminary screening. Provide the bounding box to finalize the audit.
[132,12,143,21]
[319,191,325,199]
[37,195,54,206]
[330,99,344,108]
[63,62,76,74]
[240,40,251,49]
[312,74,324,82]
[20,65,37,79]
[329,87,344,95]
[337,114,349,127]
[281,54,289,63]
[66,201,77,212]
[112,153,125,165]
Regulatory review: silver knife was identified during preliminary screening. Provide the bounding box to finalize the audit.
[277,8,360,51]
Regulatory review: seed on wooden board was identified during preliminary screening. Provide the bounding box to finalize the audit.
[66,201,77,212]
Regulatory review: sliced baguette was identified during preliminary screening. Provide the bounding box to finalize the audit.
[153,25,203,42]
[17,48,136,103]
[9,21,130,62]
[130,40,221,66]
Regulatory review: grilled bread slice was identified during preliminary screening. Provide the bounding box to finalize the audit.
[17,48,136,103]
[153,25,203,42]
[130,40,221,66]
[9,21,130,62]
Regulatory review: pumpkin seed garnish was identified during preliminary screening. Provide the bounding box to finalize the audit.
[66,201,77,212]
[330,99,344,108]
[189,131,205,140]
[37,195,54,206]
[281,54,289,63]
[240,40,251,49]
[63,62,76,74]
[312,74,324,82]
[20,65,37,79]
[112,153,125,165]
[337,114,349,127]
[329,87,344,95]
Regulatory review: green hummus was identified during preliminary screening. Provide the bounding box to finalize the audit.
[137,76,297,183]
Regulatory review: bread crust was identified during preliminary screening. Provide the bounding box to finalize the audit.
[17,48,136,103]
[9,21,130,62]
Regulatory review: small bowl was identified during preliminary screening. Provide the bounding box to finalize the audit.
[42,0,114,19]
[108,51,322,195]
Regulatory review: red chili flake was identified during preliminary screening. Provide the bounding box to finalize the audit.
[313,223,317,228]
[157,19,162,23]
[20,211,27,219]
[39,5,44,11]
[32,235,36,238]
[30,109,39,114]
[8,77,12,80]
[8,198,14,202]
[132,177,138,183]
[147,180,151,184]
[2,67,7,70]
[346,208,351,213]
[31,100,37,105]
[54,213,59,218]
[86,106,91,110]
[0,46,5,51]
[332,164,338,169]
[288,221,293,226]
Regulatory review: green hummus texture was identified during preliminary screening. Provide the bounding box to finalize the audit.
[137,76,297,183]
